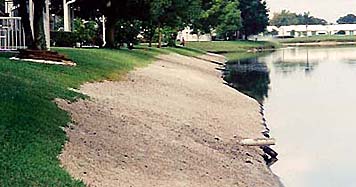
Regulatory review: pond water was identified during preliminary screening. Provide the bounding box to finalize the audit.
[226,47,356,187]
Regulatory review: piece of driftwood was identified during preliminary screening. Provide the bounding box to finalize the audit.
[240,138,276,146]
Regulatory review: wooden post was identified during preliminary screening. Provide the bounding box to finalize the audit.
[240,138,276,146]
[44,0,50,49]
[29,0,34,38]
[63,0,76,32]
[102,15,106,47]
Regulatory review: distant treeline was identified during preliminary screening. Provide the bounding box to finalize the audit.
[270,10,356,26]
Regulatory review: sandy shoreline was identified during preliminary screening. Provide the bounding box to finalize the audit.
[57,53,281,187]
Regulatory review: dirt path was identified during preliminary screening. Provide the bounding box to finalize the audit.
[57,53,281,187]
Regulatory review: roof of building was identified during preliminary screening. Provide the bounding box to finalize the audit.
[273,24,356,32]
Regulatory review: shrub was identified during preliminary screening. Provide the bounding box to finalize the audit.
[51,31,77,47]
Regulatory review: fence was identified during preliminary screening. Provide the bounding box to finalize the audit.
[0,17,26,51]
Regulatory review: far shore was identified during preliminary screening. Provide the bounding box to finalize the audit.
[281,41,356,47]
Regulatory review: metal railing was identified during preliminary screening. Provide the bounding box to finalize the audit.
[0,17,26,51]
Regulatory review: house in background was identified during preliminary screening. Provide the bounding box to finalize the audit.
[0,0,28,50]
[177,27,212,42]
[271,24,356,37]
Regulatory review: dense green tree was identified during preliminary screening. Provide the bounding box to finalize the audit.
[73,19,101,46]
[298,12,327,25]
[190,0,242,40]
[75,0,149,48]
[115,19,142,49]
[270,10,327,26]
[337,14,356,24]
[270,10,299,26]
[149,0,201,47]
[239,0,269,38]
[215,0,242,40]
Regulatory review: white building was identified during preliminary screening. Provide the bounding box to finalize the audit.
[268,24,356,37]
[177,27,212,42]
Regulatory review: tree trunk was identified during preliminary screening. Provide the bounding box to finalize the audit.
[148,26,156,47]
[105,18,116,48]
[148,29,153,47]
[32,0,47,50]
[168,32,177,47]
[157,23,162,48]
[18,0,34,48]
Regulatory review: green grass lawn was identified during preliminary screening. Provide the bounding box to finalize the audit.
[0,47,167,186]
[278,35,356,43]
[224,52,271,63]
[185,40,279,53]
[0,43,266,186]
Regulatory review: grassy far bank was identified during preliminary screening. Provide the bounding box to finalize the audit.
[277,35,356,44]
[0,47,168,186]
[186,40,279,53]
[224,52,271,63]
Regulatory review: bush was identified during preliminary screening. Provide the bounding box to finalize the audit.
[51,31,77,47]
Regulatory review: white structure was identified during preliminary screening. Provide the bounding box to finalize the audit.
[269,24,356,37]
[177,27,212,42]
[63,0,76,32]
[2,0,51,50]
[0,17,26,50]
[1,0,27,50]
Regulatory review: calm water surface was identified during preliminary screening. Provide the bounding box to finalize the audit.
[227,47,356,187]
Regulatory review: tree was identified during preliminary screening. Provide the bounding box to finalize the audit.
[32,0,48,50]
[14,0,50,50]
[0,0,5,15]
[270,10,299,26]
[75,0,149,48]
[337,14,356,24]
[215,0,242,40]
[190,0,242,41]
[239,0,269,38]
[14,0,34,47]
[270,10,327,26]
[115,19,142,49]
[73,19,101,47]
[298,12,327,25]
[149,0,201,48]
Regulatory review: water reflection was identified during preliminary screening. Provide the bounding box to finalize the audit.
[225,57,270,103]
[226,47,356,187]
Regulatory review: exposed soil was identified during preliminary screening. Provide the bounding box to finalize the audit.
[56,53,281,187]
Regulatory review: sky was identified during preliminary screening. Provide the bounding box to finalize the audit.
[265,0,356,23]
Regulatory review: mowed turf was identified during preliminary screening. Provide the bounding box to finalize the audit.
[277,35,356,43]
[186,40,279,53]
[0,48,162,186]
[0,42,263,186]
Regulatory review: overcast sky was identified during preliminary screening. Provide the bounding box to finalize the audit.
[265,0,356,23]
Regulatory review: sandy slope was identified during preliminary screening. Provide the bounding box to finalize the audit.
[57,53,281,187]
